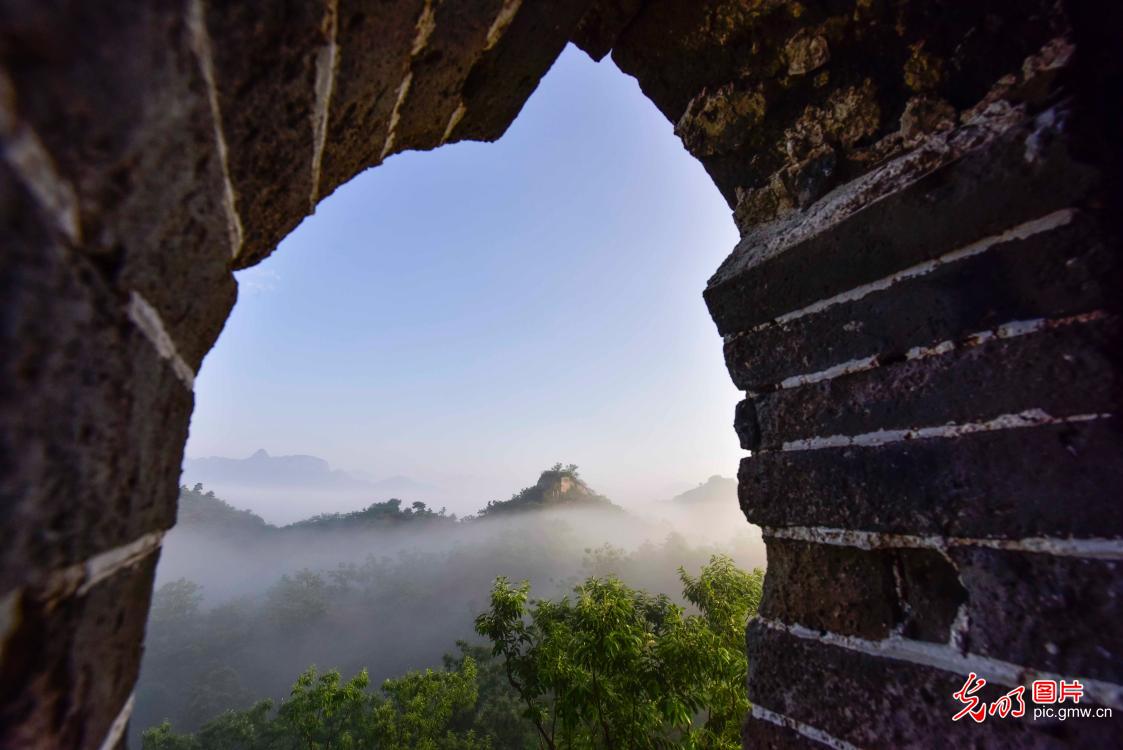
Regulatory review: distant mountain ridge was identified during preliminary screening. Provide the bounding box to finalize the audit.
[177,465,623,533]
[182,449,439,496]
[668,475,737,505]
[184,449,368,488]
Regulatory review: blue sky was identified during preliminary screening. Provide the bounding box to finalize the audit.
[185,45,744,513]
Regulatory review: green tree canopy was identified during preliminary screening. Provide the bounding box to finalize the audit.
[474,555,763,749]
[142,659,488,750]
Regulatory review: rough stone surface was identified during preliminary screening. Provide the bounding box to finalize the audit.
[724,210,1115,391]
[740,418,1123,540]
[204,0,328,267]
[387,0,507,154]
[0,0,238,367]
[706,106,1099,336]
[761,539,964,643]
[760,538,900,640]
[0,554,158,749]
[739,315,1120,450]
[748,620,1118,749]
[316,0,423,200]
[571,0,644,62]
[613,0,1066,206]
[449,0,594,143]
[0,167,187,599]
[741,715,820,749]
[952,549,1123,682]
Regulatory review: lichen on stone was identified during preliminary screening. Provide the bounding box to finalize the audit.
[675,83,768,157]
[904,41,943,92]
[784,28,830,76]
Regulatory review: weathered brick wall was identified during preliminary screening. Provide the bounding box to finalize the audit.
[605,1,1121,746]
[0,1,1118,747]
[0,2,589,745]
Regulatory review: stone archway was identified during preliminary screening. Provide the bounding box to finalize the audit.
[1,1,1119,747]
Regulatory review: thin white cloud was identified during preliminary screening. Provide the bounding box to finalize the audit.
[236,266,280,294]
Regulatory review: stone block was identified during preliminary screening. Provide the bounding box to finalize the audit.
[0,167,186,598]
[740,315,1119,450]
[0,554,158,749]
[0,0,237,366]
[204,0,328,267]
[951,548,1123,682]
[739,418,1123,539]
[705,112,1098,336]
[724,211,1115,391]
[747,620,1117,748]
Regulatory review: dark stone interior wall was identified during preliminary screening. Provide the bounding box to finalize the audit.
[0,1,1118,747]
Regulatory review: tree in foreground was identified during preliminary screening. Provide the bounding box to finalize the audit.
[142,556,762,749]
[474,555,763,749]
[142,659,488,750]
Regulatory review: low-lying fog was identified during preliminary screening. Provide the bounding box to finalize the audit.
[133,471,764,744]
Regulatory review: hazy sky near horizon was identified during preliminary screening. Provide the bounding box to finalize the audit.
[185,44,745,514]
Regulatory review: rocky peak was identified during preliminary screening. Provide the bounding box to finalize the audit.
[479,466,620,517]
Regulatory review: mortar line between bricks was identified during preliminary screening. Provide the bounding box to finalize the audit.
[750,704,863,750]
[38,530,165,604]
[440,103,467,144]
[126,291,196,389]
[775,410,1112,452]
[0,68,82,244]
[97,692,135,750]
[309,0,339,209]
[757,617,1123,710]
[773,311,1110,391]
[762,526,1123,559]
[483,0,522,51]
[187,0,245,259]
[441,0,519,146]
[381,0,436,160]
[740,208,1078,335]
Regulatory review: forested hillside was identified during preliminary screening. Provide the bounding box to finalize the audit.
[134,468,764,747]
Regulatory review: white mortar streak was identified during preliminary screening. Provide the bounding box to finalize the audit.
[39,531,165,605]
[779,355,878,389]
[483,0,522,51]
[776,311,1109,391]
[410,0,437,56]
[0,70,81,244]
[761,209,1078,330]
[78,530,165,596]
[381,0,437,161]
[779,410,1111,452]
[948,600,971,653]
[889,558,910,638]
[750,705,862,750]
[309,0,339,210]
[126,291,196,389]
[187,0,245,259]
[763,525,1123,559]
[380,73,412,160]
[438,0,519,146]
[757,617,1123,710]
[98,692,136,750]
[440,102,467,145]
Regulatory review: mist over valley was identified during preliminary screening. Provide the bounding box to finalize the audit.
[136,463,764,745]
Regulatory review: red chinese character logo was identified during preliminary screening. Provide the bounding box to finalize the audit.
[1032,679,1057,704]
[988,685,1026,718]
[953,673,988,723]
[1058,680,1084,704]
